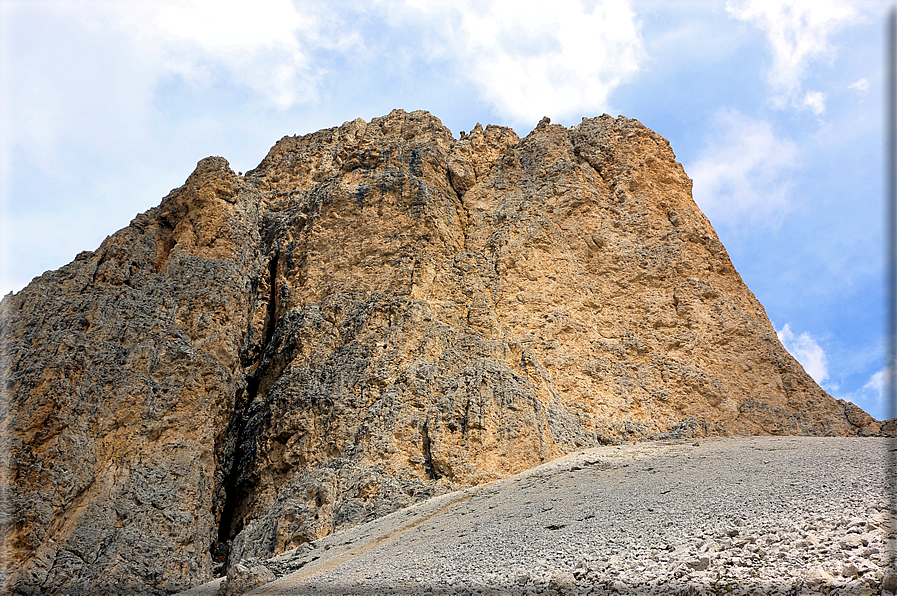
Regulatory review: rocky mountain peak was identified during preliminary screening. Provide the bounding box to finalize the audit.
[0,109,879,595]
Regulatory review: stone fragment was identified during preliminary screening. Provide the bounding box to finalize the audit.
[217,564,275,596]
[847,517,866,530]
[687,556,711,571]
[869,512,892,529]
[841,535,866,550]
[884,571,897,593]
[548,571,577,591]
[840,577,875,596]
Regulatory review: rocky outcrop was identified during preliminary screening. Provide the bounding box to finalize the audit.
[1,157,265,595]
[0,109,879,595]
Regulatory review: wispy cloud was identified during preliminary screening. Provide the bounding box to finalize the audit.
[84,0,337,110]
[688,109,799,225]
[399,0,644,124]
[861,368,887,402]
[726,0,858,114]
[11,0,644,155]
[848,78,869,92]
[800,90,826,116]
[834,366,892,421]
[776,323,829,386]
[6,0,346,168]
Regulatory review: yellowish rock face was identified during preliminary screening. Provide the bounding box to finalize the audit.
[0,109,876,595]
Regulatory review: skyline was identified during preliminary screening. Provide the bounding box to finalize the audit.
[1,0,890,419]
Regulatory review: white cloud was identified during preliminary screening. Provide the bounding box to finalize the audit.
[48,0,336,110]
[154,0,308,50]
[861,368,887,401]
[688,109,799,224]
[151,0,334,109]
[848,78,869,91]
[726,0,858,113]
[801,90,826,115]
[834,367,893,420]
[5,0,363,175]
[399,0,644,124]
[776,323,829,385]
[12,0,642,143]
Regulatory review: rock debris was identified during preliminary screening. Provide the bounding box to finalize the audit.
[180,436,895,596]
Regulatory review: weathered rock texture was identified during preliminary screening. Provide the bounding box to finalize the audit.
[0,109,880,595]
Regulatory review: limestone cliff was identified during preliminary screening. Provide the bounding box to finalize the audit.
[0,109,879,595]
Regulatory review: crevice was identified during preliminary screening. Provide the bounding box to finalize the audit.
[262,254,280,348]
[152,209,179,272]
[421,420,439,481]
[216,388,252,541]
[214,252,280,567]
[446,167,470,250]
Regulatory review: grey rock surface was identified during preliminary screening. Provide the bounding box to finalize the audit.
[2,156,265,595]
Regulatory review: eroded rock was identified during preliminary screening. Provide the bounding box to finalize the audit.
[1,109,880,595]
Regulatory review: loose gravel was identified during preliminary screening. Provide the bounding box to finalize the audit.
[181,436,896,596]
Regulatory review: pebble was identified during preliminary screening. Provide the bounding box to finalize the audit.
[841,534,866,550]
[884,572,897,592]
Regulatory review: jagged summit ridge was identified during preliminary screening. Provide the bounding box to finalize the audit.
[0,109,879,596]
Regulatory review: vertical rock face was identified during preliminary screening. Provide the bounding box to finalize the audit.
[0,109,878,594]
[2,157,264,594]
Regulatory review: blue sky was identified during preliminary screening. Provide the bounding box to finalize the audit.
[1,0,890,419]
